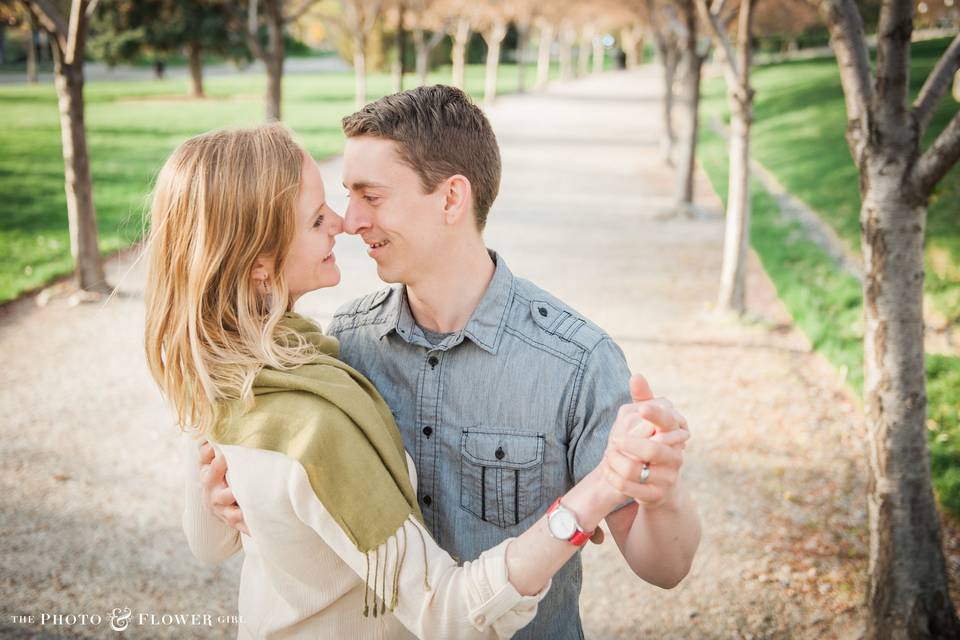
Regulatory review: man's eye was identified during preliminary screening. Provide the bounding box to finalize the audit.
[364,195,379,203]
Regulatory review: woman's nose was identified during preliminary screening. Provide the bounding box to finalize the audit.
[328,210,345,235]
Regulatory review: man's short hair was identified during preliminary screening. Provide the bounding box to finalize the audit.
[341,85,501,231]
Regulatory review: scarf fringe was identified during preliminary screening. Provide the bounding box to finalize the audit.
[361,515,433,618]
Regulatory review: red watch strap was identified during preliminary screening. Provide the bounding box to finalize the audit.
[569,529,592,546]
[547,498,594,547]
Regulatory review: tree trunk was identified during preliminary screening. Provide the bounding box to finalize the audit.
[414,29,428,86]
[659,46,678,165]
[517,24,529,93]
[451,18,469,89]
[483,23,506,104]
[265,58,282,120]
[559,24,575,81]
[673,1,702,211]
[483,39,500,104]
[860,157,960,638]
[592,34,604,74]
[621,25,643,69]
[536,23,554,88]
[263,3,284,121]
[716,98,751,312]
[714,0,754,313]
[187,42,205,98]
[354,41,367,109]
[673,50,702,210]
[51,55,107,293]
[392,2,406,93]
[0,24,6,65]
[38,29,49,63]
[26,15,39,84]
[153,58,166,79]
[577,31,591,77]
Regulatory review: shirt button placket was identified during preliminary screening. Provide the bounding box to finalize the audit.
[418,349,444,535]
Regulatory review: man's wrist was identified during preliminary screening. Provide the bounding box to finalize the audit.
[639,483,681,512]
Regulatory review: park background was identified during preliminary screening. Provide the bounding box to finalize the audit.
[0,0,958,638]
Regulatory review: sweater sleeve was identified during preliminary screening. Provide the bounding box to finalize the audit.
[283,452,549,639]
[179,433,242,564]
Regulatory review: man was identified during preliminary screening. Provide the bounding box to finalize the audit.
[200,85,700,639]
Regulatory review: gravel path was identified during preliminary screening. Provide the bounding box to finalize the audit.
[0,66,939,639]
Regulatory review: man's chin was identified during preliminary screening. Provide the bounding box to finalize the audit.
[374,263,404,285]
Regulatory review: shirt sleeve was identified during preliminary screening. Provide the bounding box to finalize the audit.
[179,433,242,564]
[283,453,550,639]
[567,337,633,485]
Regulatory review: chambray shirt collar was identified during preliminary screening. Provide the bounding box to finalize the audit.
[376,250,514,355]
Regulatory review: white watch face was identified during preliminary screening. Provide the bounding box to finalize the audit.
[548,509,577,540]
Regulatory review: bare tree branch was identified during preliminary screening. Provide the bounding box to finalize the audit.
[874,0,913,120]
[284,0,319,24]
[913,34,960,136]
[85,0,100,19]
[696,0,737,83]
[817,0,874,164]
[735,0,754,90]
[25,0,68,51]
[245,0,267,61]
[427,20,449,48]
[64,0,86,65]
[912,110,960,197]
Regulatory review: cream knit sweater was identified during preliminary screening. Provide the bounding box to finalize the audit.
[181,436,549,639]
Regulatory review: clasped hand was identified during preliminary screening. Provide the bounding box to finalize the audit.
[601,374,690,510]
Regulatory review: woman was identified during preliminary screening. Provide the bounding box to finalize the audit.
[144,123,633,639]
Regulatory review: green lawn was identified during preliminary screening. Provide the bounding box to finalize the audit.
[697,37,960,518]
[702,37,960,328]
[0,62,555,302]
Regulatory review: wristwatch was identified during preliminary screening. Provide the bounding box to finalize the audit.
[546,498,594,547]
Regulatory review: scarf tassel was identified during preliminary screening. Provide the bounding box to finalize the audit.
[361,515,433,618]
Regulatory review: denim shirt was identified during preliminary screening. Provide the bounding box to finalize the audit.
[326,252,632,640]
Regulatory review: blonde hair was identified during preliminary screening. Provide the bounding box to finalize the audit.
[144,123,319,434]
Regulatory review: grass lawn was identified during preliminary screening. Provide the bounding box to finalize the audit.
[0,62,554,302]
[702,37,960,328]
[697,37,960,518]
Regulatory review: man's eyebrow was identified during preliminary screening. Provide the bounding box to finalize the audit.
[343,180,389,190]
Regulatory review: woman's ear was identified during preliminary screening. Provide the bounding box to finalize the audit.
[250,255,273,284]
[441,175,473,226]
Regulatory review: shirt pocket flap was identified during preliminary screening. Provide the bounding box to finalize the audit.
[460,430,544,470]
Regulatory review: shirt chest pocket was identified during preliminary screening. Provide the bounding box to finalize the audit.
[459,429,545,528]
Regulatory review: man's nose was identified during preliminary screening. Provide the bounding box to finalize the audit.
[343,200,369,236]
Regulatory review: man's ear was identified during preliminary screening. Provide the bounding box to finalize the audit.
[441,175,473,226]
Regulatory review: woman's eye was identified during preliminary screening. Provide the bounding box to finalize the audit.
[313,215,325,227]
[364,195,379,203]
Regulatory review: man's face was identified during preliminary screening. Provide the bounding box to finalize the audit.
[342,136,446,285]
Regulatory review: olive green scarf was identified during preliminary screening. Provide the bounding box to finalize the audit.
[211,312,427,616]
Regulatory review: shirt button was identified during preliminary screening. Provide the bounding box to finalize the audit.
[495,446,505,460]
[428,356,439,367]
[422,495,432,507]
[474,615,486,626]
[538,306,548,317]
[422,426,433,437]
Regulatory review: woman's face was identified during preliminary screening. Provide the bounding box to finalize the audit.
[280,151,344,301]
